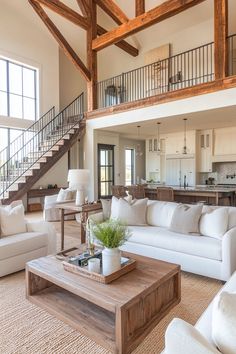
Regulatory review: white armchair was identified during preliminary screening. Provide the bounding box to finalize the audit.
[43,194,76,222]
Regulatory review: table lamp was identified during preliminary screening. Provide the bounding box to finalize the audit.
[67,169,89,205]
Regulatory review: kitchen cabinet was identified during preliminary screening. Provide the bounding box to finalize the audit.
[197,130,213,173]
[166,157,195,186]
[146,139,165,182]
[165,131,196,156]
[214,127,236,156]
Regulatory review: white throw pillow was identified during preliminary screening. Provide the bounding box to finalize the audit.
[0,204,27,237]
[169,204,203,234]
[110,197,148,226]
[212,291,236,354]
[147,200,178,228]
[56,188,73,202]
[165,318,221,354]
[101,199,112,220]
[200,208,229,239]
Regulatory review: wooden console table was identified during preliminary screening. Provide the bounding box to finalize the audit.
[56,202,102,250]
[27,188,61,212]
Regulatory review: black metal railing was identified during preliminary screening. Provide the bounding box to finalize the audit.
[228,34,236,76]
[0,107,55,168]
[0,93,84,199]
[97,41,214,109]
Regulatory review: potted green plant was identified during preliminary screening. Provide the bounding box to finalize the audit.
[92,219,131,276]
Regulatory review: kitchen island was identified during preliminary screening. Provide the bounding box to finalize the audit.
[145,186,236,206]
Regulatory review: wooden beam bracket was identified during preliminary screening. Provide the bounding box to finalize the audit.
[92,0,206,51]
[34,0,89,29]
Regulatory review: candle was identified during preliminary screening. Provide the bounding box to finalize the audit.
[88,258,100,274]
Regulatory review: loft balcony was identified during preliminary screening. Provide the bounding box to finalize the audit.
[87,33,236,119]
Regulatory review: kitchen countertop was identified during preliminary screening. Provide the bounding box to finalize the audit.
[145,185,236,193]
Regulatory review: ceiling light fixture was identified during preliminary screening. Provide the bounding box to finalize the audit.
[156,122,161,154]
[182,118,188,155]
[136,125,143,157]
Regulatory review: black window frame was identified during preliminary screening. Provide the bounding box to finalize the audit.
[0,57,37,120]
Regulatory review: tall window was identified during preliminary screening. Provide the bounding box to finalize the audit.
[125,148,135,186]
[0,58,37,120]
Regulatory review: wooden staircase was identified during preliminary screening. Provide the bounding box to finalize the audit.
[0,94,85,204]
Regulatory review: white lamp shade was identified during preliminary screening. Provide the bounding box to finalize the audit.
[67,169,89,190]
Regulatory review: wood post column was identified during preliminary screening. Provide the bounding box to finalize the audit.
[87,0,98,111]
[214,0,228,79]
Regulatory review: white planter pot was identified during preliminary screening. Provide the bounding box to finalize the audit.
[102,247,121,276]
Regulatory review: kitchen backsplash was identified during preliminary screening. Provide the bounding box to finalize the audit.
[199,162,236,185]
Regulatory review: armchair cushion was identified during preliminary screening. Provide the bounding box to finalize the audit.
[212,291,236,354]
[165,318,221,354]
[0,204,27,237]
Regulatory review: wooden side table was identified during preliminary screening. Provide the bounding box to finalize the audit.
[56,202,102,250]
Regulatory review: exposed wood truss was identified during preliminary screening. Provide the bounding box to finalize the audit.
[28,0,230,112]
[214,0,228,79]
[95,0,129,25]
[33,0,89,29]
[92,0,206,51]
[135,0,145,17]
[97,25,139,57]
[29,0,91,81]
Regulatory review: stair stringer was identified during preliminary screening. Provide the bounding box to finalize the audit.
[2,123,86,204]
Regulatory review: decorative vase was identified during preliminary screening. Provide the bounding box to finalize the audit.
[102,247,121,276]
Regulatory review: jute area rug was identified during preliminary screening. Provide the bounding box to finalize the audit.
[0,216,222,354]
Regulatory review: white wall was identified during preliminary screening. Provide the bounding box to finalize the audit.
[59,49,86,110]
[34,154,68,189]
[0,0,60,130]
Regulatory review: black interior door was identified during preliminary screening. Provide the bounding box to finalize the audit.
[98,144,115,198]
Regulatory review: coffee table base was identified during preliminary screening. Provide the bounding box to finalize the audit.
[26,267,180,354]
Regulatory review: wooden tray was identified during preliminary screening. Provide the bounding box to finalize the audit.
[62,257,136,284]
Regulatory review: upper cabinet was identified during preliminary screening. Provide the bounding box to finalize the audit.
[165,131,196,156]
[214,127,236,157]
[197,130,213,173]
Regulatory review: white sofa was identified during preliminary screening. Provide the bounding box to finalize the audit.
[91,200,236,281]
[0,220,57,277]
[163,271,236,353]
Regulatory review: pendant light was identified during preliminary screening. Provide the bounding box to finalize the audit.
[182,118,188,155]
[136,125,143,157]
[156,122,161,154]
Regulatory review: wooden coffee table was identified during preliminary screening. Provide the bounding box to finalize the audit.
[26,252,181,354]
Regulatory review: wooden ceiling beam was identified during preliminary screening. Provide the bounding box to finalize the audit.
[76,0,90,17]
[29,0,91,81]
[33,0,89,30]
[95,0,129,25]
[97,25,139,57]
[214,0,228,79]
[135,0,145,17]
[92,0,206,51]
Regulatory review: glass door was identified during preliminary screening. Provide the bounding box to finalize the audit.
[98,144,114,198]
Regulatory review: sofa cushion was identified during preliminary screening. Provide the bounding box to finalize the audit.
[169,204,203,234]
[165,318,221,354]
[0,232,48,260]
[200,207,229,239]
[111,197,148,225]
[212,291,236,354]
[146,200,178,228]
[0,204,27,237]
[127,226,222,261]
